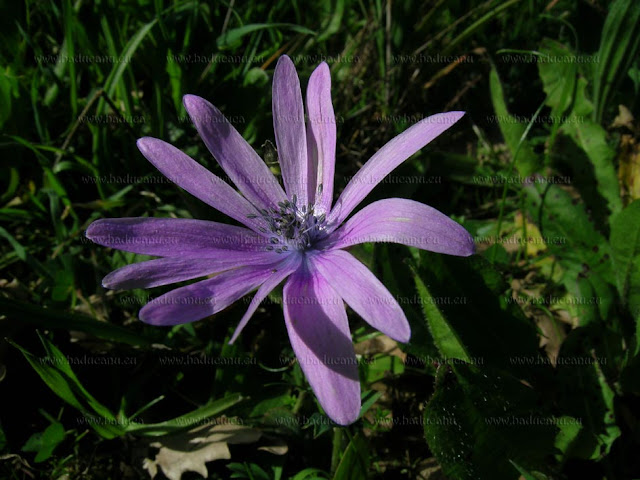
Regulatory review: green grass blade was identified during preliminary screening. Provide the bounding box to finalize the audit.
[593,0,640,121]
[216,23,316,49]
[97,18,157,116]
[0,297,153,347]
[7,335,123,439]
[125,393,244,436]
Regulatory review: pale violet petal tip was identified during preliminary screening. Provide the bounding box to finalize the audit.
[283,270,361,425]
[182,93,286,210]
[135,136,266,232]
[322,198,474,259]
[136,136,155,155]
[138,263,279,326]
[311,250,411,344]
[273,53,310,204]
[182,93,200,109]
[327,110,466,229]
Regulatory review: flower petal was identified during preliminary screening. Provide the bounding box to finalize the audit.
[228,252,302,344]
[283,266,360,425]
[272,55,311,204]
[319,198,475,256]
[183,95,286,210]
[103,252,281,290]
[136,137,265,232]
[139,262,283,326]
[311,250,410,343]
[306,62,336,214]
[326,112,465,230]
[86,217,268,257]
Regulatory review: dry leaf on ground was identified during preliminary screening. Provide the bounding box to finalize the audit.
[143,421,286,480]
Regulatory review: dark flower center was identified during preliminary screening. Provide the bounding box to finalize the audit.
[249,195,328,253]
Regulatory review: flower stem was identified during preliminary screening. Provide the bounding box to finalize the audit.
[330,427,343,473]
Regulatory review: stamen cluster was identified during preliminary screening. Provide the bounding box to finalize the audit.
[249,194,327,253]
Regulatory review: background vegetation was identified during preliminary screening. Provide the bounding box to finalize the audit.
[1,0,640,478]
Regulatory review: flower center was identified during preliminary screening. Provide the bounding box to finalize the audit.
[249,195,328,253]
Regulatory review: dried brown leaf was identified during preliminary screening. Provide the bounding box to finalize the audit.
[143,423,261,480]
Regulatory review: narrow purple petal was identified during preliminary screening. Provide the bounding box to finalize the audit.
[86,218,268,257]
[306,62,336,214]
[319,198,475,256]
[272,55,310,204]
[183,95,286,210]
[326,112,465,230]
[311,250,410,343]
[228,253,302,344]
[136,137,265,232]
[102,252,281,290]
[139,262,284,326]
[283,266,360,425]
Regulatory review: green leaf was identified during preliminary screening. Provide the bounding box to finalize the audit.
[0,226,54,279]
[489,65,540,176]
[62,0,77,117]
[611,200,640,297]
[97,18,157,115]
[523,183,614,324]
[508,460,548,480]
[216,23,316,49]
[291,468,329,480]
[332,433,369,480]
[22,421,66,463]
[554,325,622,459]
[358,391,382,419]
[165,48,183,113]
[0,297,153,347]
[537,39,577,116]
[361,353,405,384]
[249,393,296,418]
[482,243,510,265]
[51,268,74,302]
[611,199,640,353]
[8,334,123,439]
[43,37,69,107]
[228,462,270,480]
[593,0,640,122]
[125,393,244,436]
[553,416,584,461]
[243,67,269,87]
[629,63,640,94]
[444,0,524,55]
[317,0,345,42]
[413,271,471,362]
[377,243,440,361]
[560,77,622,216]
[424,364,557,480]
[0,69,14,129]
[304,413,333,439]
[414,253,544,382]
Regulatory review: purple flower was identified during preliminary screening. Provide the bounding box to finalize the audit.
[86,55,474,425]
